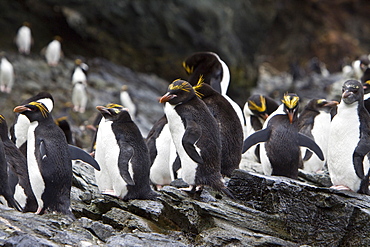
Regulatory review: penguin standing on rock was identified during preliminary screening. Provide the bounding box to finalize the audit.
[298,99,338,173]
[146,115,179,190]
[94,104,157,200]
[327,80,370,194]
[0,115,37,212]
[193,79,243,177]
[242,93,324,179]
[0,55,15,93]
[13,101,100,217]
[44,36,63,66]
[71,59,88,113]
[159,79,233,197]
[15,22,32,55]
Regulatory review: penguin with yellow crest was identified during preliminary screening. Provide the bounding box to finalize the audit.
[242,93,324,179]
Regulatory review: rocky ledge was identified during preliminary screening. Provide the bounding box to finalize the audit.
[1,161,369,246]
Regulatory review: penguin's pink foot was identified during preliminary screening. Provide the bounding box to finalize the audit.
[330,185,353,191]
[155,185,163,191]
[36,207,43,214]
[180,185,203,193]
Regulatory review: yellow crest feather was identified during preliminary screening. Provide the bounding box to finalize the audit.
[281,94,299,109]
[248,95,266,112]
[169,80,192,92]
[182,62,194,74]
[29,102,49,118]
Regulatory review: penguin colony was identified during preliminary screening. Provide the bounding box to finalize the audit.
[1,22,370,220]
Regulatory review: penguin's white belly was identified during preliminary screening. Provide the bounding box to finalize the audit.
[72,83,87,110]
[327,105,364,191]
[27,122,45,209]
[165,103,197,185]
[150,124,173,185]
[303,112,331,173]
[16,27,31,54]
[45,41,61,65]
[94,120,130,198]
[223,94,245,128]
[14,184,27,208]
[72,68,86,85]
[0,59,14,89]
[260,143,272,176]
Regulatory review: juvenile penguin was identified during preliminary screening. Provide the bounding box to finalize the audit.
[15,22,32,55]
[242,93,324,179]
[11,92,54,156]
[327,80,370,194]
[159,79,233,197]
[0,115,37,212]
[0,56,14,93]
[120,85,137,120]
[183,52,245,127]
[193,79,243,177]
[146,115,179,189]
[95,104,157,200]
[44,36,63,66]
[298,99,338,173]
[13,101,100,217]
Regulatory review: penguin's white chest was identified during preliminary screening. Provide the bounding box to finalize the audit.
[27,121,45,209]
[16,26,31,54]
[95,119,131,197]
[45,40,61,65]
[164,103,197,185]
[72,67,86,85]
[149,123,175,185]
[327,103,365,191]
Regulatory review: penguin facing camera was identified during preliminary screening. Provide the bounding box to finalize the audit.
[94,103,157,200]
[159,79,234,198]
[15,22,32,55]
[0,54,14,94]
[327,80,370,194]
[44,36,63,66]
[242,93,324,179]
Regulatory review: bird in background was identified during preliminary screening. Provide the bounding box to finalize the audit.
[15,22,32,55]
[0,54,15,93]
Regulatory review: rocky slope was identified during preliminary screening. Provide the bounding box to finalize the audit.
[0,51,370,246]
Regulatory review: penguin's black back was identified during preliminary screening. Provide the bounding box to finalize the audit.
[146,115,167,165]
[266,114,301,179]
[112,111,156,200]
[34,117,72,215]
[195,83,242,177]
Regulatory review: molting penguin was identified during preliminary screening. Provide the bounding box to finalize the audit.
[13,101,100,217]
[0,55,14,93]
[183,52,245,127]
[193,79,243,177]
[71,59,88,113]
[44,36,63,66]
[11,92,54,156]
[146,115,180,190]
[95,104,157,200]
[0,115,37,212]
[298,99,338,173]
[242,93,324,179]
[15,22,32,55]
[159,79,233,197]
[327,80,370,194]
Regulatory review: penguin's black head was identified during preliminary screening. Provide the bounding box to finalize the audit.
[96,103,131,122]
[306,99,339,113]
[13,101,50,122]
[281,93,299,124]
[248,95,270,120]
[159,79,196,105]
[342,80,364,105]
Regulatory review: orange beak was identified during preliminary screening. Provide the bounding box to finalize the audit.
[159,93,176,103]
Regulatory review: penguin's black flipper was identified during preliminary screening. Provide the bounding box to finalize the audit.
[68,145,100,171]
[302,150,313,161]
[298,133,324,161]
[117,141,135,186]
[242,128,271,153]
[182,120,204,165]
[353,141,370,179]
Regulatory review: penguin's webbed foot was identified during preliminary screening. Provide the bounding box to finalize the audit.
[180,185,203,194]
